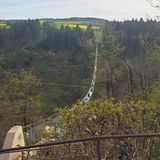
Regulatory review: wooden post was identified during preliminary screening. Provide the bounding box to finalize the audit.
[96,139,101,160]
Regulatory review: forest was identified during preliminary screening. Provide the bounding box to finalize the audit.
[0,18,160,159]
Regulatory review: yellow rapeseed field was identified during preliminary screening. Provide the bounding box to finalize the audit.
[0,23,7,27]
[55,22,100,30]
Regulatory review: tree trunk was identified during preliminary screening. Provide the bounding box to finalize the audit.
[124,59,135,100]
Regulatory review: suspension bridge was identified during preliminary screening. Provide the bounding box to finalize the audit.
[23,43,99,144]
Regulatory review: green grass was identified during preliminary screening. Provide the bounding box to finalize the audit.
[95,30,103,42]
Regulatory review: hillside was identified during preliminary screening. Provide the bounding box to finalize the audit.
[0,18,160,151]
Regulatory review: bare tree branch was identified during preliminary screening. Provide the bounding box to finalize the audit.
[147,0,160,8]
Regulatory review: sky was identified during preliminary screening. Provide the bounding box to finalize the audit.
[0,0,160,20]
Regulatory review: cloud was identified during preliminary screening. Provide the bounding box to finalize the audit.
[0,0,159,20]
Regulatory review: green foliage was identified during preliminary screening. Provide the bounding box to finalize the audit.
[36,99,160,159]
[40,23,96,52]
[0,70,42,126]
[1,18,160,154]
[149,75,160,104]
[98,24,124,98]
[55,99,160,137]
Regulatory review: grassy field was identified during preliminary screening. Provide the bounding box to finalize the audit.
[95,30,103,42]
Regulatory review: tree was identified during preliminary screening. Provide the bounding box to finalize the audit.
[147,0,160,8]
[32,99,160,160]
[0,70,42,127]
[83,24,96,48]
[149,75,160,104]
[98,24,123,98]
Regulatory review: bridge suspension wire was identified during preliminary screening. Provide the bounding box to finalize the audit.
[12,80,89,88]
[7,65,83,72]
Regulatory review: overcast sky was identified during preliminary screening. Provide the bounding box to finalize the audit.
[0,0,159,20]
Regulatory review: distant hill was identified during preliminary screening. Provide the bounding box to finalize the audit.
[3,17,108,26]
[40,17,108,26]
